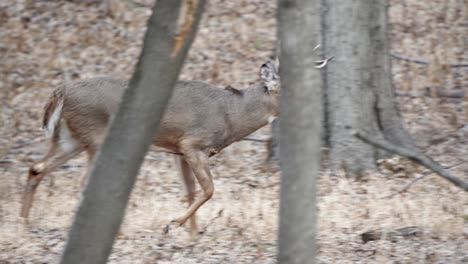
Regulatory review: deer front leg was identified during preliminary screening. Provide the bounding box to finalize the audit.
[172,148,214,227]
[176,156,199,236]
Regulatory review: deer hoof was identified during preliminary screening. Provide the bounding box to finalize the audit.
[170,218,187,227]
[163,219,183,235]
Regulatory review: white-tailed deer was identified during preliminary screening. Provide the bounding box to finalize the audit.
[21,61,280,234]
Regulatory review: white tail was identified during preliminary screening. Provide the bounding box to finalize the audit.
[21,62,280,235]
[43,96,63,138]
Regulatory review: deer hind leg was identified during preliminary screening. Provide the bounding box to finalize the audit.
[176,155,199,236]
[21,139,82,219]
[172,147,214,228]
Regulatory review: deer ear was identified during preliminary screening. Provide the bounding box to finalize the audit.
[259,61,275,81]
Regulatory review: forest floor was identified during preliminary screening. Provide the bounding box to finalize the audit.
[0,0,467,263]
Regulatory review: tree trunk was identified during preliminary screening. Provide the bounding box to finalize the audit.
[323,0,415,177]
[277,0,322,263]
[60,1,205,263]
[266,118,280,171]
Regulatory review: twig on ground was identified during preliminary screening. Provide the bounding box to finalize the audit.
[201,208,224,234]
[353,131,468,192]
[11,138,46,150]
[185,208,224,254]
[129,0,153,8]
[391,53,468,68]
[391,53,429,65]
[385,161,465,198]
[395,88,465,99]
[242,137,270,143]
[391,173,431,197]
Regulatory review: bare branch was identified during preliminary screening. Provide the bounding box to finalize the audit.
[11,138,46,150]
[315,56,334,68]
[353,131,468,192]
[312,44,334,68]
[391,53,468,68]
[391,173,430,197]
[385,161,466,198]
[395,88,465,99]
[391,53,428,65]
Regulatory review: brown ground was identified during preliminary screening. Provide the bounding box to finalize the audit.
[0,0,467,263]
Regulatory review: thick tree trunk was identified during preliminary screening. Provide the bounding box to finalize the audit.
[60,1,205,263]
[268,1,414,177]
[369,1,416,150]
[323,0,414,177]
[277,0,322,263]
[266,118,280,171]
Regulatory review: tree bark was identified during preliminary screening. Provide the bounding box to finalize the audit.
[60,1,205,263]
[277,0,322,263]
[266,118,280,171]
[323,0,414,176]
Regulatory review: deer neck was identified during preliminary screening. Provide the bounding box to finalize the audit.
[225,85,273,142]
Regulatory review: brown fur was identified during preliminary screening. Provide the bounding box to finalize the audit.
[224,85,243,96]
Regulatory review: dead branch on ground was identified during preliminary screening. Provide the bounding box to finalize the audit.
[395,88,465,99]
[391,53,468,68]
[353,131,468,192]
[384,161,466,198]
